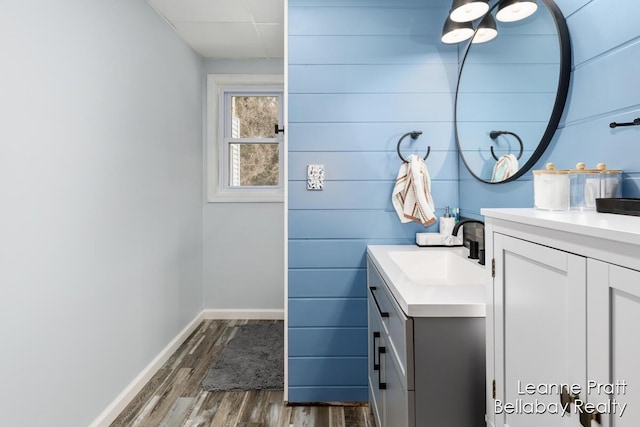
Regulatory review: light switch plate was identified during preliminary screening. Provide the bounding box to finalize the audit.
[307,164,325,190]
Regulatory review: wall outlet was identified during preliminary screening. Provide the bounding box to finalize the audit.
[307,164,325,190]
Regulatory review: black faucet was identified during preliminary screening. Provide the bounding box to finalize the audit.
[452,219,485,265]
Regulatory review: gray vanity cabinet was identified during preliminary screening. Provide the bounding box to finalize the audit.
[367,257,485,427]
[368,257,413,427]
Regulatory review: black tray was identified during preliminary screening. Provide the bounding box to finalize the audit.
[595,198,640,217]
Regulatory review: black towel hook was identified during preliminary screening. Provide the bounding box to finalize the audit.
[396,131,430,163]
[489,130,524,161]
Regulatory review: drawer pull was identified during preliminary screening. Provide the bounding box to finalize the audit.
[373,332,380,370]
[578,402,602,426]
[560,386,577,414]
[369,286,389,318]
[377,346,387,390]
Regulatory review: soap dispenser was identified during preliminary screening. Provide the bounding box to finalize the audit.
[439,206,456,236]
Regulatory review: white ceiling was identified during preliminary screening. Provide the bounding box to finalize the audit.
[146,0,284,59]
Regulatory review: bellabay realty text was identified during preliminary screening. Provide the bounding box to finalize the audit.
[496,380,629,417]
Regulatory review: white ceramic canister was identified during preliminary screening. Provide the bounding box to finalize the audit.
[533,163,570,211]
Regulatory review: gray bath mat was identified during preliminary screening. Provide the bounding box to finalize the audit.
[202,323,284,391]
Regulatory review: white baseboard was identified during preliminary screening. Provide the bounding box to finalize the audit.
[89,311,204,427]
[203,308,285,320]
[89,308,285,426]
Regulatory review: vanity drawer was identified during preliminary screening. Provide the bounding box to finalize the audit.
[384,343,415,427]
[368,297,385,427]
[367,258,414,390]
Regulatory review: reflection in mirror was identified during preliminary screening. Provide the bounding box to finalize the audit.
[455,0,570,183]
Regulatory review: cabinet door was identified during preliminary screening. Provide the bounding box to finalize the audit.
[383,344,411,427]
[494,234,586,427]
[369,294,385,427]
[587,260,640,427]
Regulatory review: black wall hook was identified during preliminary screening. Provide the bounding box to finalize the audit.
[396,131,430,162]
[490,130,524,161]
[609,118,640,128]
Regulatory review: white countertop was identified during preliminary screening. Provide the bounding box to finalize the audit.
[481,208,640,246]
[367,245,487,318]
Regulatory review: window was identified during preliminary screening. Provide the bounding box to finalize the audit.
[224,92,281,188]
[207,74,284,202]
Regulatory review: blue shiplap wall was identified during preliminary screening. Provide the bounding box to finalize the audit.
[288,0,457,402]
[460,0,640,218]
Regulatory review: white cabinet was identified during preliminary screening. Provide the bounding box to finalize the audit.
[587,261,640,427]
[484,209,640,427]
[493,234,586,427]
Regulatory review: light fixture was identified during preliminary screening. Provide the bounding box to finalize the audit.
[472,13,498,44]
[441,17,474,44]
[496,0,538,22]
[450,0,490,22]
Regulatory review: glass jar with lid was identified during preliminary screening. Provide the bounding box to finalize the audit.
[569,162,601,210]
[597,163,622,198]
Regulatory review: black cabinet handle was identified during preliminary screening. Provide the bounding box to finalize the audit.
[578,402,602,426]
[560,386,577,415]
[372,332,380,370]
[378,346,387,390]
[369,287,389,318]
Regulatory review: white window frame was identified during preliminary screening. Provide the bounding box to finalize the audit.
[207,74,285,203]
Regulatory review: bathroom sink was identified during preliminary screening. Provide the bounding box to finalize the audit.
[388,248,484,286]
[367,245,487,317]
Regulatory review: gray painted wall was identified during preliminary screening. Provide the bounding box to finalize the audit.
[0,1,204,425]
[203,203,285,309]
[202,59,285,310]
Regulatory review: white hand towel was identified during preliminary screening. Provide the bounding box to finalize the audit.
[491,154,519,183]
[392,154,436,227]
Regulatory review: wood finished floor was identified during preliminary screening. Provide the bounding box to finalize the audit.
[111,319,375,427]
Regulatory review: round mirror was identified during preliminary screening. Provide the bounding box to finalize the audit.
[455,0,571,183]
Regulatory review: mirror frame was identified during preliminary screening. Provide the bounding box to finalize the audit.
[454,0,572,184]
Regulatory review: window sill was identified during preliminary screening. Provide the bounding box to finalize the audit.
[207,191,284,203]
